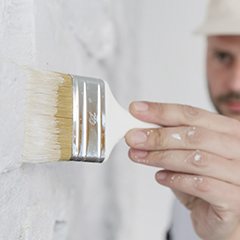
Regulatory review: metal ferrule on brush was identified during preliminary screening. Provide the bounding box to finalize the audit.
[70,76,105,162]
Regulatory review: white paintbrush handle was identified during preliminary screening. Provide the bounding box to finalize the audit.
[105,81,158,160]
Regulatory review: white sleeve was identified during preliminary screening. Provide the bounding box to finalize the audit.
[170,199,201,240]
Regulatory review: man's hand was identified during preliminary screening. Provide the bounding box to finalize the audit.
[125,101,240,240]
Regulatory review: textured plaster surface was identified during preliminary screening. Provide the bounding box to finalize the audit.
[0,0,173,239]
[0,62,24,172]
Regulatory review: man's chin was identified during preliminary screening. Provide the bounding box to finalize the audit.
[214,102,240,121]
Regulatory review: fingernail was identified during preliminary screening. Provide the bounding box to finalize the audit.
[157,172,168,180]
[128,130,148,146]
[131,150,148,161]
[132,101,149,112]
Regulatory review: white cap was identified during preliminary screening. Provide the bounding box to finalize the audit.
[196,0,240,35]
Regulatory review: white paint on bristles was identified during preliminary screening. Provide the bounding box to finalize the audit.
[23,69,65,162]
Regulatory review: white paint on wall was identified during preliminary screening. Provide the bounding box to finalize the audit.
[34,0,117,73]
[0,62,26,172]
[0,0,208,239]
[0,0,35,63]
[0,0,35,173]
[0,0,120,239]
[10,165,75,240]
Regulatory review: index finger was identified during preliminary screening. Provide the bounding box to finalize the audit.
[129,102,240,136]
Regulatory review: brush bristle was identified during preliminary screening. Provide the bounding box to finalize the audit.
[23,69,73,162]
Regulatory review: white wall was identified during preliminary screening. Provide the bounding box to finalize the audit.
[0,0,209,240]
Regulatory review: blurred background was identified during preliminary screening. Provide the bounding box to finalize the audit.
[137,0,210,108]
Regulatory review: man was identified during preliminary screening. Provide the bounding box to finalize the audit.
[125,0,240,239]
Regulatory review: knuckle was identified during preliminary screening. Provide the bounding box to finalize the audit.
[155,151,172,166]
[182,105,200,122]
[153,102,164,118]
[154,128,166,147]
[153,103,171,123]
[155,151,165,161]
[185,127,202,146]
[185,197,198,210]
[189,150,209,168]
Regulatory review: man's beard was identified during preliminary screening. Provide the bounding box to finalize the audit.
[208,84,240,116]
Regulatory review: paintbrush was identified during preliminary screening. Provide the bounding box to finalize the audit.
[23,69,156,163]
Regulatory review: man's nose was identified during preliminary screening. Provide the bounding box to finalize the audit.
[229,61,240,91]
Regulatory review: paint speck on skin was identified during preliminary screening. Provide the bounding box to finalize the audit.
[171,133,182,141]
[146,130,154,136]
[170,175,182,184]
[170,175,176,183]
[140,158,149,164]
[193,176,204,187]
[185,150,202,164]
[176,176,182,182]
[183,176,194,183]
[187,127,196,137]
[194,151,201,162]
